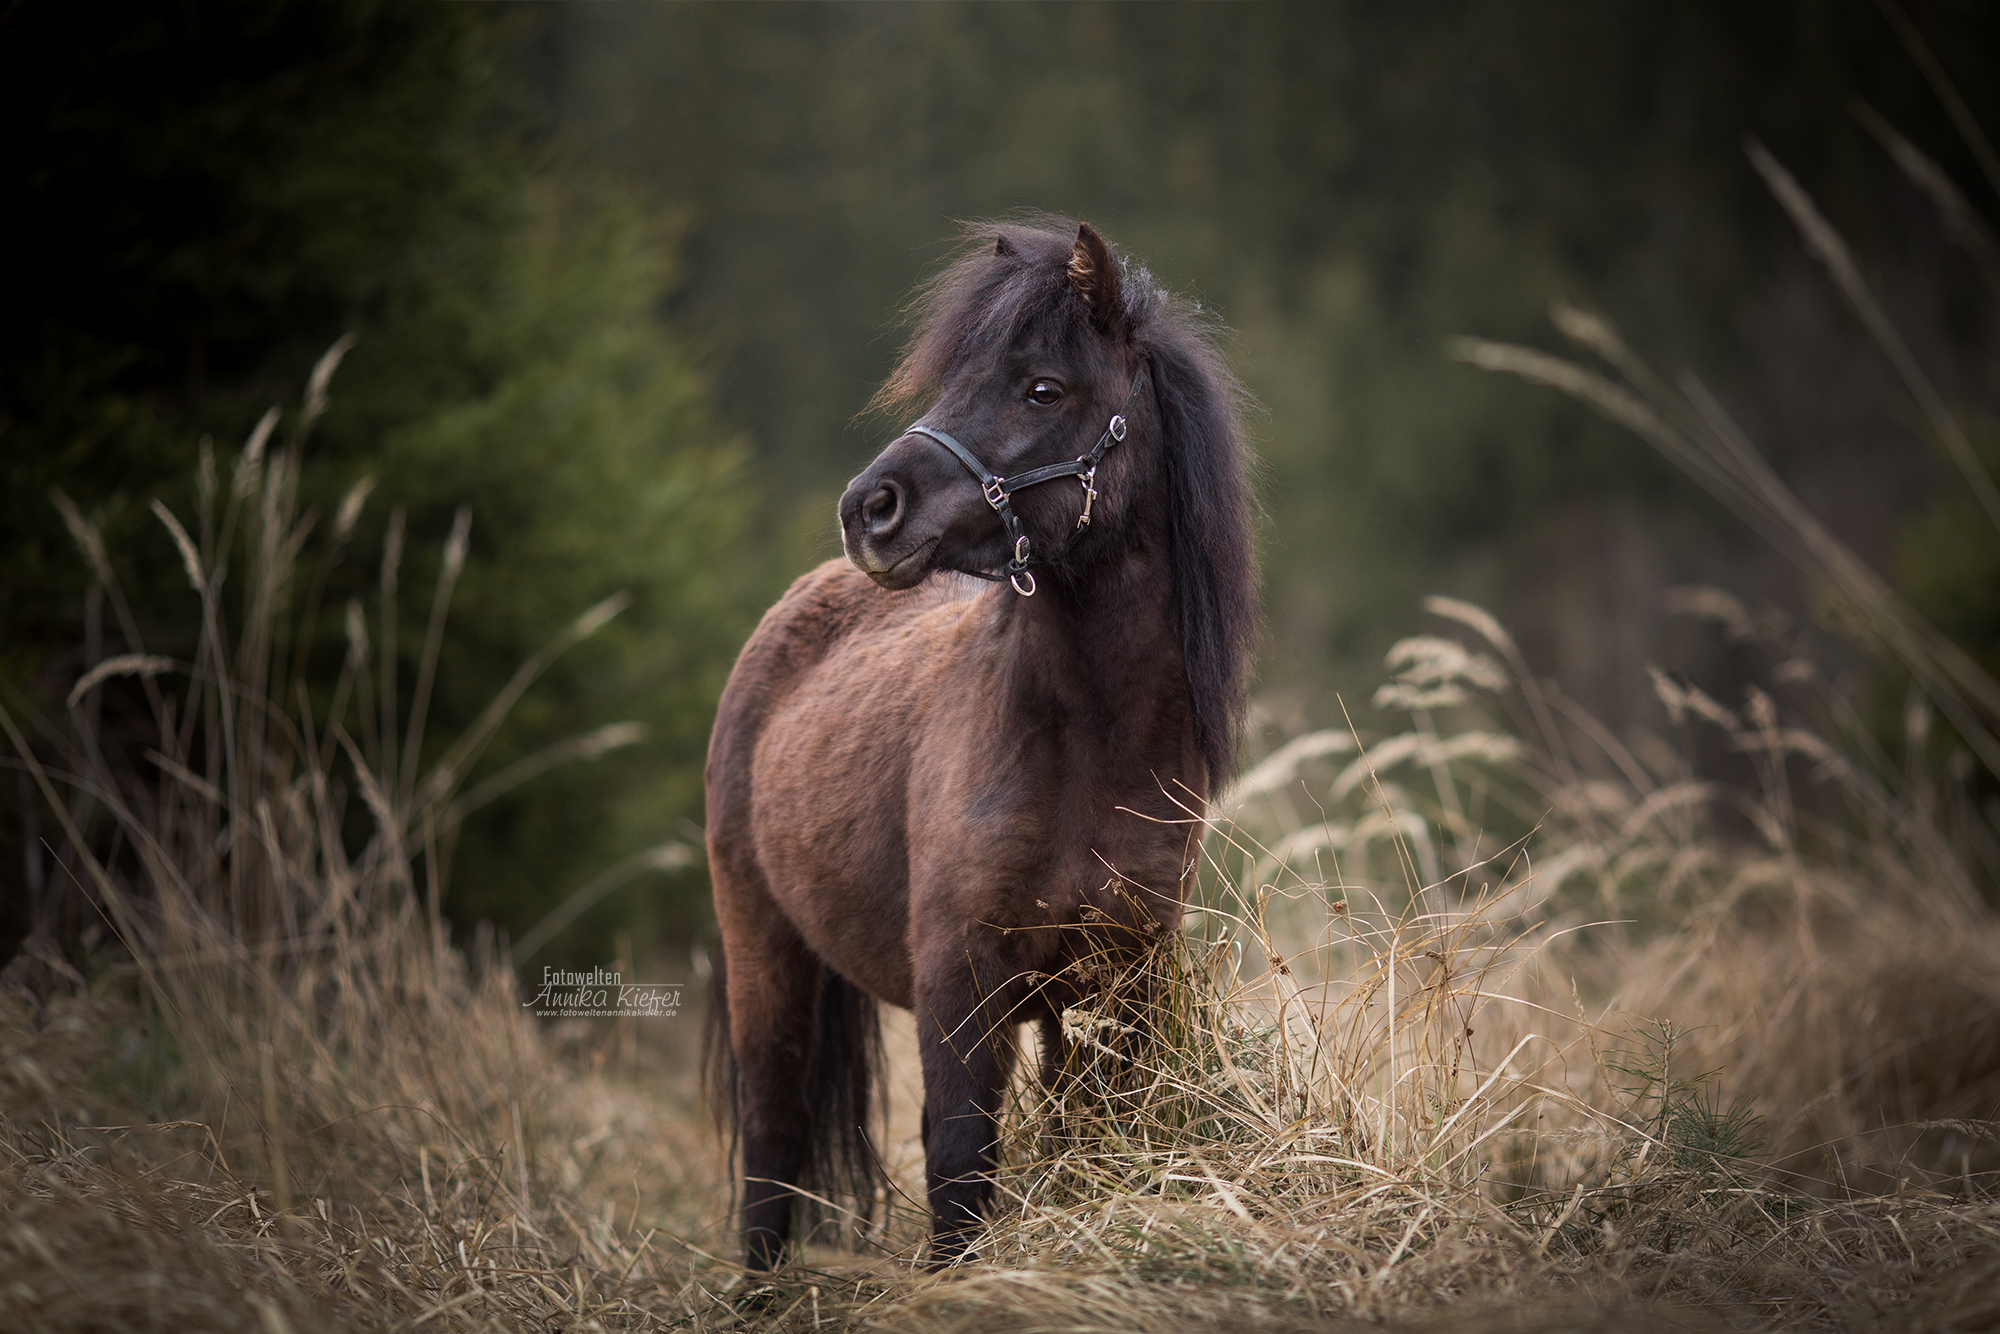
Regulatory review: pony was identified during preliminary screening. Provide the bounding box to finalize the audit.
[703,219,1257,1268]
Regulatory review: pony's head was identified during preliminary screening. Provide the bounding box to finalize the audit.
[840,218,1259,781]
[841,222,1141,592]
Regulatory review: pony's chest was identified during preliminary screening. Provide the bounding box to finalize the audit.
[906,685,1197,865]
[910,752,1193,922]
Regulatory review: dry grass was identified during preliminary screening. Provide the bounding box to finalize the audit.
[1,347,724,1332]
[830,592,2000,1334]
[7,355,2000,1333]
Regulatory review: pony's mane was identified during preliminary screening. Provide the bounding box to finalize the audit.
[872,219,1260,784]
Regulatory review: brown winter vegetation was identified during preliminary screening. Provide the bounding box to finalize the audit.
[5,361,2000,1333]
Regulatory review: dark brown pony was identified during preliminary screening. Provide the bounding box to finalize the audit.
[703,220,1257,1268]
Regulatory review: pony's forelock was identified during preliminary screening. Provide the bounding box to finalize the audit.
[869,219,1087,421]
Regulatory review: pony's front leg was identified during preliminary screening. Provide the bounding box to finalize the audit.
[914,957,1022,1265]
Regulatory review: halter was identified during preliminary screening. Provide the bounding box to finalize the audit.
[905,361,1149,596]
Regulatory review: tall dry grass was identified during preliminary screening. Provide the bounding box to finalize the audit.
[810,584,2000,1333]
[1,348,717,1331]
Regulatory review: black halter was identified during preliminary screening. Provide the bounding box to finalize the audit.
[905,361,1149,596]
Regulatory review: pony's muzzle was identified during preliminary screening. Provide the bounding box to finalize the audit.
[841,433,953,585]
[839,461,926,586]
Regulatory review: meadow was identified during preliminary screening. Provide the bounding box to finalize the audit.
[5,342,1999,1334]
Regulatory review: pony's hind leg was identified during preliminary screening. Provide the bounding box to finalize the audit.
[719,908,823,1270]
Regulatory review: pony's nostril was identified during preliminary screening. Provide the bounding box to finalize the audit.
[864,483,903,537]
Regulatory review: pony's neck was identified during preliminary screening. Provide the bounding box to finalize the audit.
[999,525,1193,773]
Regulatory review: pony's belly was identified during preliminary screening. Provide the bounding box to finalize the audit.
[754,833,914,1011]
[746,701,919,1011]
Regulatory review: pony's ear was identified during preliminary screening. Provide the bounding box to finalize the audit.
[1068,222,1124,331]
[994,233,1016,258]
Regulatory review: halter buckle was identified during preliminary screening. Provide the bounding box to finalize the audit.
[1007,536,1035,595]
[1076,467,1098,531]
[1109,414,1127,442]
[982,477,1007,510]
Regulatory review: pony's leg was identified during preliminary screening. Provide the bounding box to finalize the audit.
[723,912,822,1271]
[1033,1011,1073,1155]
[1036,1012,1070,1090]
[914,960,1020,1265]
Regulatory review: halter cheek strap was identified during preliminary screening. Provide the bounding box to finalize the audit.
[906,360,1148,597]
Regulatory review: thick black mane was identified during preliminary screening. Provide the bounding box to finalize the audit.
[872,220,1260,784]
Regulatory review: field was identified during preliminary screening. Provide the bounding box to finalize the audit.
[6,390,2000,1334]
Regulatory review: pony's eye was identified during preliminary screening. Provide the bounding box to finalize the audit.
[1027,380,1063,406]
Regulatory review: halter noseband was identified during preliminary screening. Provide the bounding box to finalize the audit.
[904,361,1149,596]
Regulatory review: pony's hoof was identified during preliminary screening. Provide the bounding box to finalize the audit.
[922,1240,980,1271]
[731,1280,787,1312]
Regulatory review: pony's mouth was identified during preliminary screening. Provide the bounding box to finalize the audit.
[864,533,939,589]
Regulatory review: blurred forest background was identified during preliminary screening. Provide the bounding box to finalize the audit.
[4,0,1996,973]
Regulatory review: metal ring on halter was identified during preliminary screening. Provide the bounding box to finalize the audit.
[1006,537,1036,595]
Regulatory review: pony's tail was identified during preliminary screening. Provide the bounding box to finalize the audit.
[800,969,886,1241]
[701,943,740,1154]
[700,949,886,1246]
